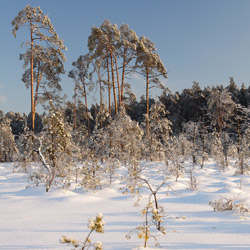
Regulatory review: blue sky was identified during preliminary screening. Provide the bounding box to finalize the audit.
[0,0,250,114]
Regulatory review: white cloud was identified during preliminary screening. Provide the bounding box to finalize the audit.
[0,95,7,102]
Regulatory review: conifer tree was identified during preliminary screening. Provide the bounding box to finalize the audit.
[88,20,120,115]
[136,36,167,137]
[106,105,144,162]
[12,5,67,131]
[208,88,235,169]
[143,101,172,161]
[69,54,91,136]
[118,23,139,103]
[39,100,76,191]
[0,116,18,162]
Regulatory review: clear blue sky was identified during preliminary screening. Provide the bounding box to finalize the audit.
[0,0,250,114]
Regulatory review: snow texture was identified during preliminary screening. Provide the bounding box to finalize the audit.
[1,160,250,250]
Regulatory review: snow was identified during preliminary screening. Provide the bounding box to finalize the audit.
[1,160,250,250]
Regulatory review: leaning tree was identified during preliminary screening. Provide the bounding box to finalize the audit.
[12,5,67,132]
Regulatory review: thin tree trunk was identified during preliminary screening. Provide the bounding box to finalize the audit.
[121,48,126,105]
[237,111,241,156]
[144,207,149,248]
[114,54,121,107]
[192,122,196,169]
[201,110,206,169]
[107,57,111,117]
[30,22,35,133]
[110,52,118,115]
[146,65,150,137]
[73,83,77,129]
[83,81,90,137]
[97,63,103,128]
[223,132,228,169]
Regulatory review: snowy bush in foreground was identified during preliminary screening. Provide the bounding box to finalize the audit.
[125,174,167,248]
[126,200,166,248]
[61,213,105,250]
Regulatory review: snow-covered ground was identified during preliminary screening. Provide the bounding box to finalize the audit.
[1,160,250,250]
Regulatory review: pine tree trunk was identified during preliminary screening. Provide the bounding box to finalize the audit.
[114,55,121,107]
[146,65,150,138]
[97,63,103,128]
[83,81,90,137]
[107,57,111,116]
[30,23,35,133]
[73,84,77,129]
[110,52,118,115]
[121,48,126,105]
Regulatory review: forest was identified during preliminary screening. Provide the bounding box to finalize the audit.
[1,5,250,250]
[1,5,250,180]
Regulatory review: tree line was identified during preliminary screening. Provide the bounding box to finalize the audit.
[1,5,250,191]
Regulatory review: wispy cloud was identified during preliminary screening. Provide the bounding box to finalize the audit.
[0,95,7,102]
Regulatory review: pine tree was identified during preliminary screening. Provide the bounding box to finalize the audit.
[39,100,76,191]
[88,20,120,114]
[0,116,18,162]
[118,23,139,103]
[69,54,91,135]
[12,5,67,131]
[143,101,172,161]
[136,36,167,137]
[106,105,144,163]
[208,88,235,169]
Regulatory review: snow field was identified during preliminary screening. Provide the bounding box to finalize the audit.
[1,160,250,250]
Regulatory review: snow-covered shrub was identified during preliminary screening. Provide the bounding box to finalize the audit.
[81,150,103,190]
[37,101,78,192]
[189,167,198,191]
[61,213,105,250]
[233,127,250,175]
[167,134,190,182]
[104,157,120,184]
[125,174,167,248]
[209,196,249,214]
[15,128,37,172]
[209,196,234,211]
[106,106,144,163]
[142,101,172,161]
[0,116,18,162]
[210,132,227,171]
[126,196,166,248]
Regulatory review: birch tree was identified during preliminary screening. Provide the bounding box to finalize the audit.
[12,5,67,132]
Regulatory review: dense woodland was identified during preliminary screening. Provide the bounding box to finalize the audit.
[1,5,250,192]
